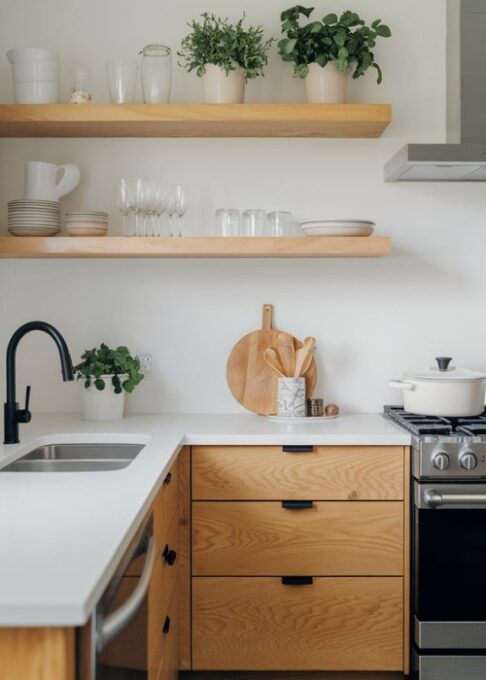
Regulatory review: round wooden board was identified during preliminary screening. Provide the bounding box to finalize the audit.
[226,304,317,415]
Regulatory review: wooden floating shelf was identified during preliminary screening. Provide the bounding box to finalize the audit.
[0,103,391,138]
[0,236,391,259]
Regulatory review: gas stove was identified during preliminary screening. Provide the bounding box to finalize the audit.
[384,405,486,480]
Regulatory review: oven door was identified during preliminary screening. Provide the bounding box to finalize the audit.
[414,482,486,650]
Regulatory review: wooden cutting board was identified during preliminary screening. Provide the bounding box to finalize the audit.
[226,304,317,415]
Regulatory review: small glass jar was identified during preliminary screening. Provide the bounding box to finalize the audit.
[216,209,241,237]
[140,44,172,103]
[70,67,91,103]
[242,209,266,237]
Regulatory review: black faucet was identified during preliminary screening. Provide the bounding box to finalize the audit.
[4,321,74,444]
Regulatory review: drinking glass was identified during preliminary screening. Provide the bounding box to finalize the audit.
[152,179,168,236]
[216,209,241,237]
[267,211,293,237]
[170,184,188,237]
[106,60,138,103]
[166,193,177,237]
[115,178,134,236]
[242,209,266,237]
[140,44,172,103]
[133,177,152,236]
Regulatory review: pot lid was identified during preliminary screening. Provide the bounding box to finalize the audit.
[403,357,486,381]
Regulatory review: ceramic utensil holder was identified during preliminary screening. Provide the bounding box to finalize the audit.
[277,377,306,417]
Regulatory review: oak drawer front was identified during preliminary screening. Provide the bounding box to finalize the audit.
[193,501,403,576]
[149,581,179,680]
[192,576,403,671]
[192,446,403,500]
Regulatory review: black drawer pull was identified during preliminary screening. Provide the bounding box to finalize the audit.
[162,544,177,566]
[282,500,313,509]
[282,445,314,453]
[162,616,171,634]
[163,472,172,485]
[282,576,314,586]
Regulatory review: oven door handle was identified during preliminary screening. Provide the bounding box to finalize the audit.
[425,489,486,508]
[96,535,155,652]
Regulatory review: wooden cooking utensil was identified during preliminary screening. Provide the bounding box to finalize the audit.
[276,331,296,378]
[294,336,316,377]
[263,347,286,378]
[300,346,315,377]
[226,304,317,415]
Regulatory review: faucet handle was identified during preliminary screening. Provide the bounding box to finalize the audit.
[17,385,32,424]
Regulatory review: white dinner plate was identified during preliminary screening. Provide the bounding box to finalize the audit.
[9,227,60,236]
[267,414,339,423]
[301,223,374,237]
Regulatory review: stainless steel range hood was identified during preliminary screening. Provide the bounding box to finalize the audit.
[385,0,486,181]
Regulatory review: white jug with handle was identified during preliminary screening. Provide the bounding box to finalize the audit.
[24,161,80,201]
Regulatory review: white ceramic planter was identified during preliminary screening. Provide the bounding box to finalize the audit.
[305,61,348,104]
[82,374,127,421]
[202,64,245,104]
[277,377,306,417]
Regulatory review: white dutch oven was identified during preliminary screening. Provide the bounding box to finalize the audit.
[389,357,486,417]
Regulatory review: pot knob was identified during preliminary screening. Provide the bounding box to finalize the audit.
[432,451,450,471]
[459,450,478,471]
[435,357,452,371]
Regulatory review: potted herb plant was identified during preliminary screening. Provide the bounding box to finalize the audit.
[178,12,273,103]
[75,343,144,421]
[278,6,391,103]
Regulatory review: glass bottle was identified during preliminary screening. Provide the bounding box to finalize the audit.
[139,44,172,103]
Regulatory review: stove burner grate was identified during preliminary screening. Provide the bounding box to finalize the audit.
[384,405,486,437]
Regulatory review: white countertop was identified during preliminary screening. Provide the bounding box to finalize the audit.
[0,413,409,627]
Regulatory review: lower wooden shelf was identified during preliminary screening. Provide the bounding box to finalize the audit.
[0,236,391,259]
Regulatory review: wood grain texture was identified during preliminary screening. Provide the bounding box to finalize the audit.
[192,577,403,671]
[152,585,180,680]
[0,103,391,138]
[402,447,411,676]
[0,236,392,259]
[226,305,317,415]
[193,501,403,576]
[181,673,403,679]
[0,627,75,680]
[192,446,404,501]
[179,447,192,671]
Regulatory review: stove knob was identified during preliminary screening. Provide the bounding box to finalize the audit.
[432,451,450,471]
[460,451,478,471]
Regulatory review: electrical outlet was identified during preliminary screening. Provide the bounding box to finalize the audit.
[137,352,153,376]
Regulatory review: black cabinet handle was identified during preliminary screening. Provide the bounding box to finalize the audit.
[282,576,314,586]
[282,445,314,453]
[162,616,170,634]
[162,544,177,566]
[163,472,172,485]
[282,500,313,509]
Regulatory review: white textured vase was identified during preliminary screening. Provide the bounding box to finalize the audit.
[202,64,245,103]
[305,61,348,104]
[277,377,306,417]
[82,374,126,421]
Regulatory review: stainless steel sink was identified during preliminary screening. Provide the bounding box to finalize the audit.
[1,443,145,472]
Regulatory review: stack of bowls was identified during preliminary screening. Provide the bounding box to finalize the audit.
[65,211,108,236]
[8,199,61,236]
[7,48,59,104]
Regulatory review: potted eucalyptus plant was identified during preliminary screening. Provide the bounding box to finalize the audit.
[278,6,391,103]
[178,13,273,103]
[75,343,144,421]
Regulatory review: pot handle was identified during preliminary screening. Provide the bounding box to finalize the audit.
[389,379,415,391]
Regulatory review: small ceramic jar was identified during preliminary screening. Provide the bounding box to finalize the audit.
[277,377,306,417]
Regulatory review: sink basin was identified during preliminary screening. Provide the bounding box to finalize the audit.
[1,443,145,472]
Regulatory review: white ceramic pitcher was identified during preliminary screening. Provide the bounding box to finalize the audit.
[24,161,80,201]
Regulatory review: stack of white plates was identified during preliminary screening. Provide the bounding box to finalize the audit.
[301,219,375,237]
[65,211,108,237]
[8,199,61,236]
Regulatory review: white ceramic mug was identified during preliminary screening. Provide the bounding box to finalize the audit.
[24,161,80,201]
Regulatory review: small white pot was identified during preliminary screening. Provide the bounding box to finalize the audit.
[82,374,127,421]
[202,64,245,104]
[305,61,348,104]
[389,357,486,417]
[277,377,306,417]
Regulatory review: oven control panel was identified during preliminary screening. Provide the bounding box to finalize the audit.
[414,441,486,479]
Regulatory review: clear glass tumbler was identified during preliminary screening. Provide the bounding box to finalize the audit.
[106,60,138,103]
[267,211,293,237]
[140,44,172,103]
[242,209,266,237]
[216,209,241,237]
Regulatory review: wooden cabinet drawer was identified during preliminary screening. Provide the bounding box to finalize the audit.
[192,445,403,500]
[149,583,179,680]
[192,576,403,671]
[193,501,403,576]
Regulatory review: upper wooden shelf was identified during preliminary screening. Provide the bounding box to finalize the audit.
[0,236,391,259]
[0,103,391,138]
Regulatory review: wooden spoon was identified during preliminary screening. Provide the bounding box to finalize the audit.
[294,337,316,377]
[276,332,295,378]
[300,346,315,377]
[263,347,287,378]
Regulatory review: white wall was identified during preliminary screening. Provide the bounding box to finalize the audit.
[1,0,485,416]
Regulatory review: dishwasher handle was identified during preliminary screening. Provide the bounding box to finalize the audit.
[96,535,155,652]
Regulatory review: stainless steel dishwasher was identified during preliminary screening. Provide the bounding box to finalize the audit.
[78,514,154,680]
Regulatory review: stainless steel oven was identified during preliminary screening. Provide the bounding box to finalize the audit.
[78,514,155,680]
[413,481,486,679]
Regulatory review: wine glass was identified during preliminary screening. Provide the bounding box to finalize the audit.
[133,177,151,236]
[152,179,168,236]
[166,192,177,237]
[172,184,188,238]
[115,178,133,236]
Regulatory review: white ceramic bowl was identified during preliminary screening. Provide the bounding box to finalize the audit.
[11,59,59,83]
[13,81,59,104]
[7,48,57,63]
